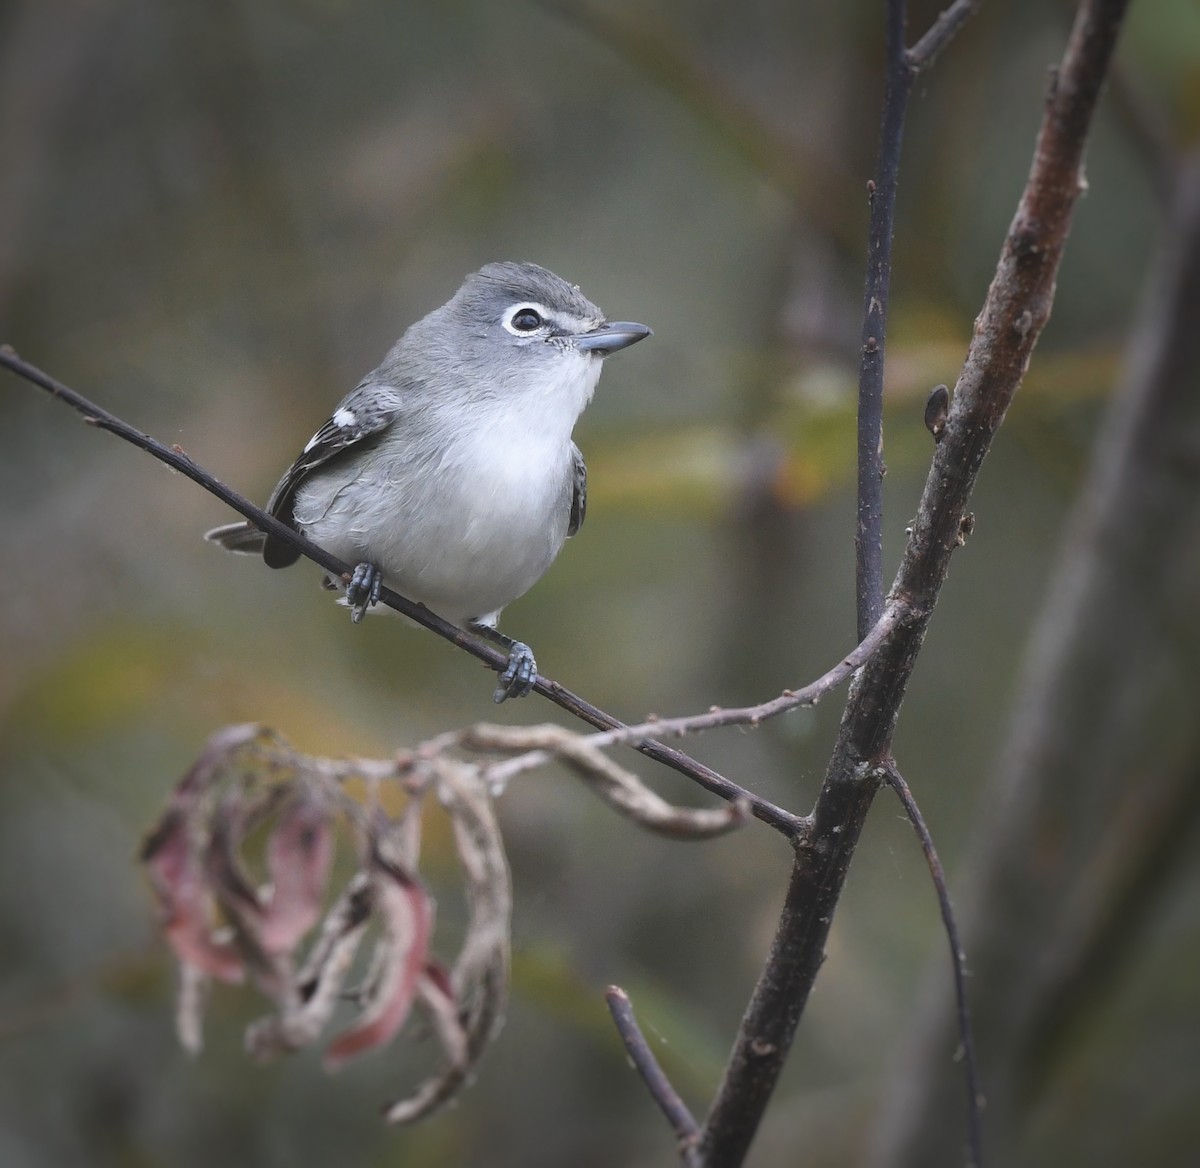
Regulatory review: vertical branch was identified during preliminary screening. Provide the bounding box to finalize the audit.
[700,1,1129,1163]
[855,0,985,641]
[856,0,913,640]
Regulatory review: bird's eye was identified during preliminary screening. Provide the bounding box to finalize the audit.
[510,307,543,332]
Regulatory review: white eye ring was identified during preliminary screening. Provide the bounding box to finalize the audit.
[503,302,551,336]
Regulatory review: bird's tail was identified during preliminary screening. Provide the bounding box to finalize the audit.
[205,521,267,555]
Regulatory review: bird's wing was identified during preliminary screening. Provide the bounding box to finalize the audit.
[262,382,401,568]
[568,442,587,537]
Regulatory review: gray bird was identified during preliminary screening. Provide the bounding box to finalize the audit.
[206,261,651,701]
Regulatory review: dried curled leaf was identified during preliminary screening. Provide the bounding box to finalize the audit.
[140,723,273,990]
[261,786,335,955]
[144,714,738,1125]
[385,762,510,1124]
[325,849,434,1071]
[204,793,279,986]
[142,808,244,985]
[245,874,372,1060]
[144,726,513,1123]
[465,723,750,839]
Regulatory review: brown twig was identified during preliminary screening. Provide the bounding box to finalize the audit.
[0,344,803,838]
[908,0,987,73]
[606,986,702,1167]
[882,763,982,1168]
[699,2,1130,1163]
[480,603,904,796]
[528,674,804,836]
[595,601,905,742]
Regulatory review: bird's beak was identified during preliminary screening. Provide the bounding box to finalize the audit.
[575,321,652,355]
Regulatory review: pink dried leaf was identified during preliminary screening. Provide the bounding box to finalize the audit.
[140,725,272,985]
[247,875,374,1060]
[260,791,334,955]
[142,809,243,984]
[324,856,434,1071]
[202,796,291,993]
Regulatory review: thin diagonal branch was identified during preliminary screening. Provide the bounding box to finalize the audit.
[882,763,981,1168]
[606,986,702,1168]
[587,601,904,743]
[528,674,804,835]
[480,604,904,795]
[0,345,803,836]
[700,2,1129,1163]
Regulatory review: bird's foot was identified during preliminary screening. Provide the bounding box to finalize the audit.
[346,562,383,623]
[467,620,538,702]
[493,641,536,703]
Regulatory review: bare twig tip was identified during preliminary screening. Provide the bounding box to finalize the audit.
[605,983,699,1150]
[883,763,983,1167]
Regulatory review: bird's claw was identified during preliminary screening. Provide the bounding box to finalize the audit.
[493,641,536,703]
[346,562,383,624]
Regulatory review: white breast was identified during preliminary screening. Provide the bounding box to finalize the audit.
[293,351,601,625]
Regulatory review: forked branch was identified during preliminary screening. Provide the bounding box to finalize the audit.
[699,2,1130,1165]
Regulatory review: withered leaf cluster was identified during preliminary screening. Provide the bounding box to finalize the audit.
[141,721,743,1121]
[141,723,509,1123]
